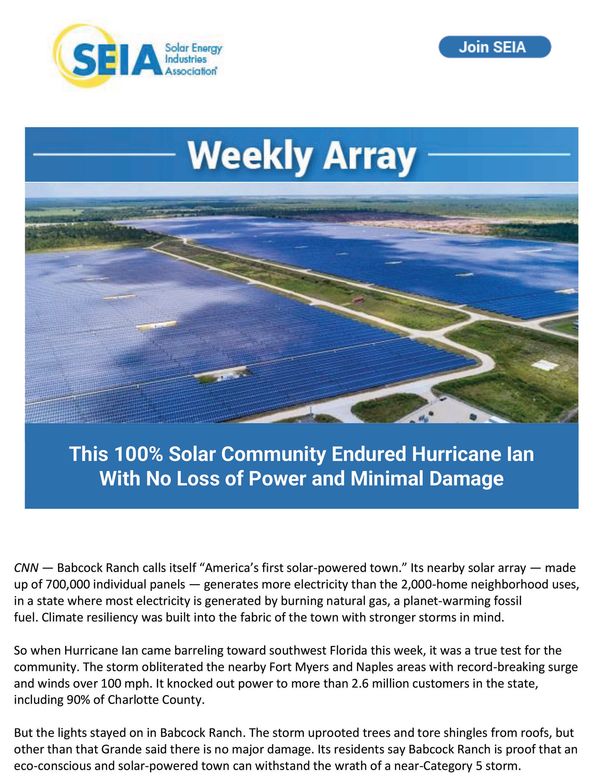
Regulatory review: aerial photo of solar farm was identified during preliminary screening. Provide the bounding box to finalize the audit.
[25,191,578,425]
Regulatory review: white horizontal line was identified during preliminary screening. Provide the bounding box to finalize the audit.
[32,152,177,157]
[428,152,571,157]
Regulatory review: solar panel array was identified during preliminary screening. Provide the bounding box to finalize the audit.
[26,247,475,424]
[123,216,579,320]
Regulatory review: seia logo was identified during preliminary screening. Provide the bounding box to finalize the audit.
[53,24,162,87]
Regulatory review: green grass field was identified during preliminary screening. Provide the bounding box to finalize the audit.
[276,414,341,423]
[158,239,468,331]
[26,207,86,218]
[437,322,578,422]
[541,316,579,337]
[352,393,427,423]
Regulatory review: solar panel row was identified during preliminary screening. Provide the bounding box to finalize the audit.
[26,247,475,423]
[122,216,578,320]
[474,289,579,318]
[27,338,474,424]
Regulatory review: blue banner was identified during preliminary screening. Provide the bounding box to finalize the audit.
[26,128,578,182]
[25,424,578,509]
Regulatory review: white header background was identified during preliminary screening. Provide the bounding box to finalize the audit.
[10,1,595,126]
[2,2,598,776]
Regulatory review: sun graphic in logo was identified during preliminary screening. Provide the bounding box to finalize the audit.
[53,23,117,87]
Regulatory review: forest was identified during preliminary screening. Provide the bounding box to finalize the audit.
[26,223,163,251]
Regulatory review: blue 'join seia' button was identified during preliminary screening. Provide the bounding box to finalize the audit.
[439,36,551,58]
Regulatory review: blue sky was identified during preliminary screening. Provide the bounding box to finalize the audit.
[26,181,578,198]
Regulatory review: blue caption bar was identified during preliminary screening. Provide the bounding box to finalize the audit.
[25,424,578,510]
[26,128,577,182]
[440,37,552,58]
